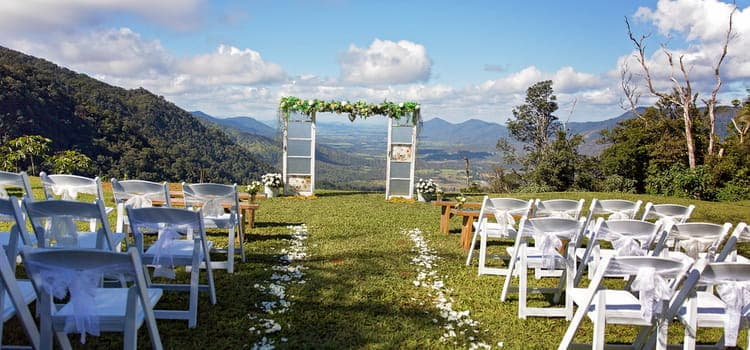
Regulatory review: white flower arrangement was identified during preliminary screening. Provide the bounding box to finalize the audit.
[246,181,263,194]
[416,178,437,194]
[262,173,283,188]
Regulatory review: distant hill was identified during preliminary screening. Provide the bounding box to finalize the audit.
[192,111,278,139]
[0,46,273,183]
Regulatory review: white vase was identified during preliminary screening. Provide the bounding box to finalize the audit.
[264,185,280,198]
[417,192,432,202]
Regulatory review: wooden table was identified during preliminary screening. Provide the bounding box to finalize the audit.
[155,195,259,233]
[432,201,481,234]
[451,209,483,250]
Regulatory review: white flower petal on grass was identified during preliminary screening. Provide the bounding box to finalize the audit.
[249,224,310,349]
[404,228,499,349]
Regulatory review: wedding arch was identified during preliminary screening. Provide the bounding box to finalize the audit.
[277,96,421,199]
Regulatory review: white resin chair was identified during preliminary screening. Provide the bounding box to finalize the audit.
[500,216,587,319]
[558,255,695,350]
[680,261,750,349]
[126,206,217,328]
[0,239,39,349]
[111,178,171,234]
[40,172,113,231]
[465,196,534,276]
[22,247,163,349]
[0,196,36,257]
[666,222,733,262]
[574,218,666,286]
[23,199,124,251]
[532,199,585,219]
[584,199,643,229]
[0,171,34,200]
[182,182,244,274]
[641,202,695,225]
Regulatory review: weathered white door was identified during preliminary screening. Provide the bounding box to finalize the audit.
[283,112,316,196]
[385,114,417,199]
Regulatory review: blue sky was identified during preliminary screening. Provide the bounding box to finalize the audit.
[1,0,748,124]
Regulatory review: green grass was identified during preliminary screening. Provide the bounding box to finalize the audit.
[3,181,750,349]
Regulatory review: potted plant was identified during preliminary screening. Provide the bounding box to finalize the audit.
[416,178,437,202]
[246,180,263,202]
[261,173,283,198]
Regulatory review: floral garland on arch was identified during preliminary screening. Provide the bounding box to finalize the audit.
[278,96,421,124]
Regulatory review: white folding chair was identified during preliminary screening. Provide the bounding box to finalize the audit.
[0,171,34,200]
[574,218,667,286]
[465,196,533,275]
[680,261,750,349]
[111,178,171,234]
[666,222,733,262]
[23,199,124,251]
[500,216,586,319]
[584,199,643,229]
[126,206,217,328]
[558,255,695,350]
[0,235,39,349]
[0,196,36,258]
[182,182,244,274]
[532,198,585,219]
[22,247,163,350]
[641,202,695,225]
[40,172,113,232]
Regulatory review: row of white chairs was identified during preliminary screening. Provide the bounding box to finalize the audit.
[0,173,233,347]
[0,170,246,274]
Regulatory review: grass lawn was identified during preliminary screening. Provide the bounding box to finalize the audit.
[3,182,750,349]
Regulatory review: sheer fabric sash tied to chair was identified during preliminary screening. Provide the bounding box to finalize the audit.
[43,180,97,200]
[24,257,137,343]
[607,208,635,220]
[700,276,750,346]
[50,215,80,247]
[491,209,516,232]
[608,259,682,322]
[185,192,235,224]
[130,218,197,279]
[520,222,579,269]
[123,191,163,209]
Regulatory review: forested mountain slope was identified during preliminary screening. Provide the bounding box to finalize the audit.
[0,46,272,183]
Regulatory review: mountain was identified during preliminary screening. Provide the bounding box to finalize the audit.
[421,118,508,151]
[0,46,273,183]
[192,111,277,139]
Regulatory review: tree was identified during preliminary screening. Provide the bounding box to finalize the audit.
[624,5,735,168]
[47,150,92,174]
[506,80,559,155]
[532,130,586,191]
[6,135,50,175]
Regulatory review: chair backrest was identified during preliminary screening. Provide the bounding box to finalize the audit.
[126,206,208,253]
[23,198,116,250]
[670,222,733,259]
[516,216,587,264]
[111,178,171,207]
[182,182,239,218]
[0,196,34,265]
[0,171,34,200]
[640,202,695,223]
[533,199,585,219]
[40,172,104,201]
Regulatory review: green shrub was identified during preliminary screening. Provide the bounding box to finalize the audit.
[646,164,716,201]
[716,180,750,201]
[515,182,554,193]
[599,174,637,193]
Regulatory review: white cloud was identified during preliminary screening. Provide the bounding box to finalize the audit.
[339,39,432,85]
[177,45,286,85]
[0,0,204,34]
[478,66,603,94]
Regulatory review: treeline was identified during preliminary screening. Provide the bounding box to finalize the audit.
[0,46,272,183]
[489,80,750,201]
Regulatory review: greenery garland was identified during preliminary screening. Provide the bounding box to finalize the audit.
[278,96,421,124]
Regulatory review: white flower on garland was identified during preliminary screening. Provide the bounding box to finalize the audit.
[416,178,437,194]
[262,173,283,188]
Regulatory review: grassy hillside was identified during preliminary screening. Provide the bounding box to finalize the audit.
[0,46,272,183]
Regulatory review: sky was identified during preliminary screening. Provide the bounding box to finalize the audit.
[1,0,749,124]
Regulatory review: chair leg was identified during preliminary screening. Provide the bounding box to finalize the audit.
[592,291,606,350]
[204,248,217,305]
[477,231,488,275]
[518,244,527,319]
[227,227,235,274]
[189,251,201,328]
[124,289,138,350]
[239,214,246,262]
[465,228,481,266]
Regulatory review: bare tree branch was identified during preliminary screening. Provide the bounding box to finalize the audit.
[703,5,736,156]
